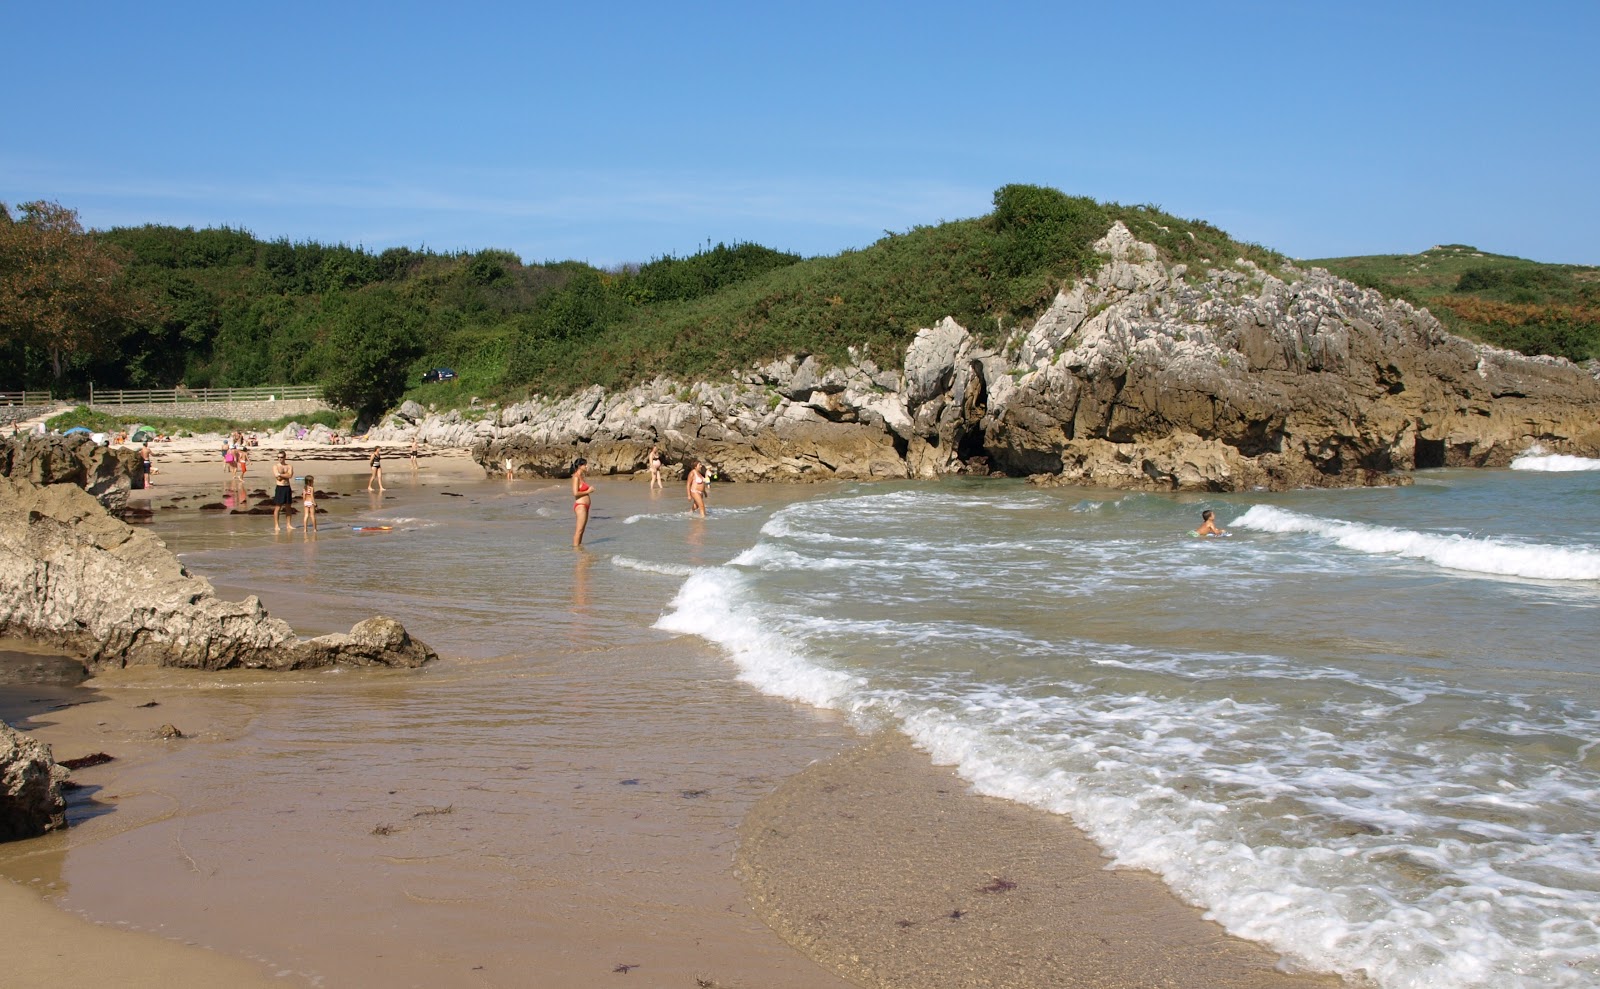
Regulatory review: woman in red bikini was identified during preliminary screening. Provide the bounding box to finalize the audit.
[571,457,592,546]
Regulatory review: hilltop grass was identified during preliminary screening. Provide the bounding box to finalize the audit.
[498,190,1290,399]
[1310,245,1600,361]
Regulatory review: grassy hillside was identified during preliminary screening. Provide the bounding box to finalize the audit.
[1309,245,1600,362]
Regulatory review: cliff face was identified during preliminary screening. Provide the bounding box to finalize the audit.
[372,224,1600,491]
[0,476,437,670]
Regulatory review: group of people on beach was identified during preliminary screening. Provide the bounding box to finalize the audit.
[270,452,317,532]
[568,445,714,546]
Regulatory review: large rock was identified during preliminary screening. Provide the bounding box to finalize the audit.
[2,433,143,509]
[0,476,437,670]
[365,223,1600,491]
[0,721,67,841]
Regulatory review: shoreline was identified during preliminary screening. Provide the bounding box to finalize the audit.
[740,733,1352,989]
[1,466,1363,988]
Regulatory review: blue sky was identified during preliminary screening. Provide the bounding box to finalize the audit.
[4,1,1596,266]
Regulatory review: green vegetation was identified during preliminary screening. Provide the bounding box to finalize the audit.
[55,186,1600,424]
[1310,245,1600,362]
[44,405,345,437]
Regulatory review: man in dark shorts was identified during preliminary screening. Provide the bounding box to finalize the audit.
[271,452,295,532]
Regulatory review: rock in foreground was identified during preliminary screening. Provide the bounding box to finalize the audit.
[0,722,68,841]
[0,476,437,670]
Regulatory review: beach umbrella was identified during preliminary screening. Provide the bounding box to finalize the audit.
[130,424,155,442]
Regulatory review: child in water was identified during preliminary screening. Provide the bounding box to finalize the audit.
[301,475,318,531]
[1195,509,1226,537]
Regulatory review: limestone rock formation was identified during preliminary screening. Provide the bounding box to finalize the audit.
[366,223,1600,491]
[0,721,68,841]
[0,476,437,670]
[2,433,144,508]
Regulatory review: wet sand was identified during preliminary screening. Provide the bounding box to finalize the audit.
[740,733,1352,988]
[1,458,1359,988]
[0,649,287,988]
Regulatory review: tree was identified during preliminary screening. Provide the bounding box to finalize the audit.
[318,290,423,426]
[0,201,145,382]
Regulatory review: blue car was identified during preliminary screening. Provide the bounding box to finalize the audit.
[421,367,457,384]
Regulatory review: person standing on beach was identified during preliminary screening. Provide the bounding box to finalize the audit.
[647,445,663,491]
[301,475,318,531]
[571,457,592,546]
[368,448,385,492]
[686,461,707,518]
[408,437,419,470]
[140,442,155,487]
[271,452,295,532]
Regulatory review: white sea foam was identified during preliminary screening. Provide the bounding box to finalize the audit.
[654,568,864,710]
[1234,505,1600,581]
[732,543,856,571]
[609,555,696,578]
[1510,451,1600,472]
[889,679,1600,989]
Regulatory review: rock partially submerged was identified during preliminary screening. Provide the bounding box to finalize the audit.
[371,223,1600,491]
[0,721,68,840]
[0,476,437,670]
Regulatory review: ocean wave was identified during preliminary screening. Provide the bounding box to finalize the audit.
[1510,451,1600,472]
[1234,505,1600,581]
[653,568,865,709]
[609,555,697,578]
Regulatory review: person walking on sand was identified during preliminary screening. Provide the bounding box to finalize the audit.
[367,448,385,492]
[271,452,295,532]
[686,460,707,518]
[571,457,593,546]
[301,475,318,531]
[647,445,663,490]
[1195,509,1227,537]
[408,437,420,470]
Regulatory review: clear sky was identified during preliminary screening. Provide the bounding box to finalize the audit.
[4,1,1596,266]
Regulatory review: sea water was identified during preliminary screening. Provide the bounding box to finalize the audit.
[50,456,1600,988]
[642,457,1600,989]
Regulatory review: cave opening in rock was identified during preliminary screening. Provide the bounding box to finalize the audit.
[1415,437,1446,469]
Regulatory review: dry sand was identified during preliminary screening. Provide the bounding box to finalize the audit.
[129,433,487,492]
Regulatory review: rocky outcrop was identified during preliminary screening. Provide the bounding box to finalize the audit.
[0,476,438,670]
[2,433,144,508]
[368,224,1600,491]
[0,721,68,841]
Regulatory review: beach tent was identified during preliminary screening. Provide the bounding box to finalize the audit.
[129,425,155,442]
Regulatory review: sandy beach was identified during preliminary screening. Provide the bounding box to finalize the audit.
[0,433,1360,988]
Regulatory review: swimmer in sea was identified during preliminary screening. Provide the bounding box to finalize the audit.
[647,445,663,491]
[686,460,707,518]
[571,457,592,546]
[1195,509,1226,537]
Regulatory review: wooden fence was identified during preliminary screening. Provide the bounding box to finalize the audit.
[87,385,323,407]
[0,390,53,406]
